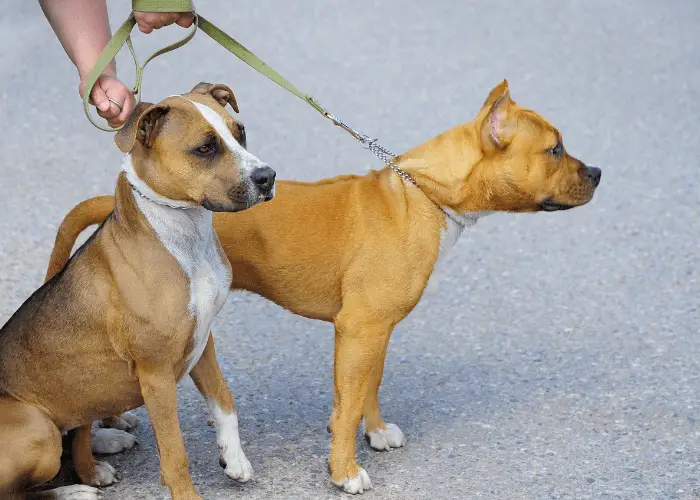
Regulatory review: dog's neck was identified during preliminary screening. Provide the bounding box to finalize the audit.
[116,155,214,252]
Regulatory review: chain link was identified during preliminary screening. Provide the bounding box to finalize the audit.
[325,113,418,187]
[325,112,468,228]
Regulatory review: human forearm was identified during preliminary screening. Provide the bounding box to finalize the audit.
[39,0,116,80]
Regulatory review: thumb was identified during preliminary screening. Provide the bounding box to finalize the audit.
[91,84,111,113]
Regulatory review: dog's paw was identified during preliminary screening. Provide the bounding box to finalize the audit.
[88,460,118,487]
[97,412,140,431]
[45,484,104,499]
[365,422,406,451]
[91,428,138,455]
[219,447,254,483]
[332,467,372,494]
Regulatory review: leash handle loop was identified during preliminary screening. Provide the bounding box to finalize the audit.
[82,12,198,131]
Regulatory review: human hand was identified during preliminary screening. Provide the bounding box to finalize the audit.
[79,74,135,128]
[133,11,195,34]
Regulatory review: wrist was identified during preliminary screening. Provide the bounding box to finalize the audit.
[79,62,117,84]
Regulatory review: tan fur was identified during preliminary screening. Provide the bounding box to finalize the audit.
[46,81,601,491]
[0,83,272,499]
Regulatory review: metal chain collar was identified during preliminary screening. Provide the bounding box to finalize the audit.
[326,114,466,227]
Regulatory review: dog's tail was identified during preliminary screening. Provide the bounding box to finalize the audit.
[45,196,115,282]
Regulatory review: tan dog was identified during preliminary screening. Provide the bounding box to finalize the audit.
[0,82,275,500]
[47,80,601,494]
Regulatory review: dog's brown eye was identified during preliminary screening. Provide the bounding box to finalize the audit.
[193,142,217,157]
[548,141,563,158]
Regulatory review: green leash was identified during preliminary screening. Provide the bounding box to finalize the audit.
[82,0,430,199]
[83,1,330,131]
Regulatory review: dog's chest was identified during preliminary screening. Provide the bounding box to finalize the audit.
[135,198,232,375]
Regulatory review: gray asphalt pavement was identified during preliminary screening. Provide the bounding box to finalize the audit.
[1,1,699,499]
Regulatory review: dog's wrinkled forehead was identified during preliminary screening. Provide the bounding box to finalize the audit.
[161,95,244,153]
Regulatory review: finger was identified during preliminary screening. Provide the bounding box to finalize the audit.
[115,92,136,127]
[160,13,179,27]
[176,13,194,28]
[136,20,153,34]
[97,104,120,120]
[91,85,114,115]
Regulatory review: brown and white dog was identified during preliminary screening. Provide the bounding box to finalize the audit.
[0,83,274,500]
[47,80,601,494]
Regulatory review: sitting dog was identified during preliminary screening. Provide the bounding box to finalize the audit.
[46,80,600,494]
[0,83,274,500]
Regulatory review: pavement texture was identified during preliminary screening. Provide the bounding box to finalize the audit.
[1,1,699,499]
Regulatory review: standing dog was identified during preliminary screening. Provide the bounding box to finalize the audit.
[47,80,601,494]
[0,83,274,499]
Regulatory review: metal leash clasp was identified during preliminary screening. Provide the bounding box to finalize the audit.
[325,113,373,145]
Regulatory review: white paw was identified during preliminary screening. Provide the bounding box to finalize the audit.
[47,484,103,499]
[365,422,407,451]
[206,401,254,483]
[91,428,138,455]
[220,447,254,483]
[332,467,373,494]
[90,460,118,487]
[98,412,140,431]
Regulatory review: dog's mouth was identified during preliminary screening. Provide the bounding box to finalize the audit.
[540,198,576,212]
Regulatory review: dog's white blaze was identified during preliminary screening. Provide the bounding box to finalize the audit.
[207,398,253,482]
[189,100,263,176]
[426,210,493,293]
[126,162,232,376]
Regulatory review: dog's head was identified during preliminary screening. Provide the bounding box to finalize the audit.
[404,80,601,214]
[115,82,275,212]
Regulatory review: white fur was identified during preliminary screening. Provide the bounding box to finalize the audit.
[91,460,118,486]
[207,399,253,482]
[332,467,373,494]
[45,485,103,499]
[364,422,406,451]
[425,210,493,293]
[122,155,195,209]
[91,428,137,455]
[97,411,139,431]
[131,188,232,376]
[189,100,264,177]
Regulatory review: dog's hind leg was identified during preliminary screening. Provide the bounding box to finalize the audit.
[71,425,118,487]
[190,332,253,483]
[0,397,100,499]
[361,328,407,452]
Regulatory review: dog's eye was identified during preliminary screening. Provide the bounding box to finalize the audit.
[193,142,216,157]
[548,141,563,159]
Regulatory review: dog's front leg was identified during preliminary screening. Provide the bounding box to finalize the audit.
[361,328,407,452]
[190,332,253,483]
[137,367,201,500]
[329,309,392,494]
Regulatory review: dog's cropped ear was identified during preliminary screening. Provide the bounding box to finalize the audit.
[189,82,239,113]
[482,79,510,109]
[114,102,171,153]
[480,83,517,150]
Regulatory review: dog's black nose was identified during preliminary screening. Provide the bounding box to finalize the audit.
[252,166,276,191]
[587,166,602,188]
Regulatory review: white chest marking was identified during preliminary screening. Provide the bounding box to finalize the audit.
[126,157,232,375]
[425,210,493,294]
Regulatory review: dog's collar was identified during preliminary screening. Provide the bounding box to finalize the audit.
[127,180,196,210]
[386,167,468,229]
